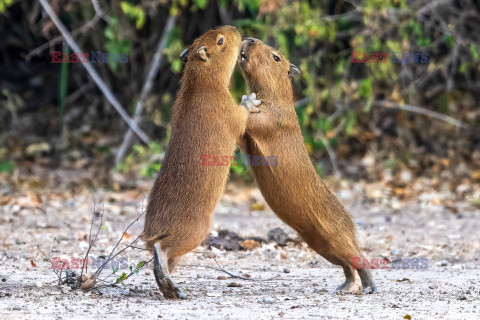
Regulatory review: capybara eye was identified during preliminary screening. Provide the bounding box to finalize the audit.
[218,38,223,45]
[273,54,281,62]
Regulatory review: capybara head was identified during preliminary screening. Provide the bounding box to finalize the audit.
[239,38,300,97]
[181,25,241,83]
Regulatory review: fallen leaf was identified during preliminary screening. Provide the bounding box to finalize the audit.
[396,278,412,284]
[241,239,262,250]
[250,203,265,211]
[30,260,37,267]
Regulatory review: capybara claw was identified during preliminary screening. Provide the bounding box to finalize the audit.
[158,276,188,300]
[361,285,378,294]
[240,93,262,113]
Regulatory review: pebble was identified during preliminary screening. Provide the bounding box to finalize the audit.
[283,268,290,273]
[227,282,242,288]
[263,296,274,304]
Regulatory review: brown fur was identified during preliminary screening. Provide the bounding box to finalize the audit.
[142,26,248,272]
[239,39,377,293]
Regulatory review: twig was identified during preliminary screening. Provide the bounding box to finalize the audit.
[28,238,60,279]
[25,12,102,60]
[294,97,309,109]
[99,257,154,284]
[58,261,66,286]
[64,81,95,106]
[37,0,150,144]
[80,194,103,279]
[190,251,280,281]
[314,131,341,180]
[373,100,467,128]
[115,15,177,165]
[447,35,461,92]
[91,199,146,279]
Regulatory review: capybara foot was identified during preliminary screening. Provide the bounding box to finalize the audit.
[240,93,261,113]
[156,275,187,299]
[358,269,378,294]
[153,243,187,300]
[334,279,357,293]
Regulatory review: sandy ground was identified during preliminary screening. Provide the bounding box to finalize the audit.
[1,177,479,319]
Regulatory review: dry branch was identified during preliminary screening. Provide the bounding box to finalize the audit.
[373,100,467,128]
[37,0,150,144]
[115,15,177,165]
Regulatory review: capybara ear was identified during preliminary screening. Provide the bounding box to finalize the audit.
[196,46,208,61]
[180,48,189,63]
[288,63,300,78]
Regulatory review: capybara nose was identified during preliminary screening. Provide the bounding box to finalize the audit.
[245,38,256,43]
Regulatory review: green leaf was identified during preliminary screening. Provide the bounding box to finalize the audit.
[470,44,479,60]
[359,77,373,100]
[0,161,15,173]
[136,261,146,269]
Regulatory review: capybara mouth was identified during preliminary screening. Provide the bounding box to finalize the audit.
[239,40,252,68]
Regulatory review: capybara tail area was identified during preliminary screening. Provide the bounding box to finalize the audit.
[142,233,169,252]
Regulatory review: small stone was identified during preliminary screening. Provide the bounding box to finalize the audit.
[267,228,289,246]
[36,282,43,288]
[459,296,467,300]
[263,296,274,304]
[283,268,290,273]
[227,282,242,288]
[217,276,227,280]
[429,285,438,289]
[466,289,471,294]
[1,278,6,282]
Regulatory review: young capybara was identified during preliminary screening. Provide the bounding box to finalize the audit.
[142,26,260,299]
[238,38,377,293]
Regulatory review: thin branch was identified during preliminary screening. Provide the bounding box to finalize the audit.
[190,251,280,281]
[314,131,341,180]
[115,15,177,165]
[91,200,146,279]
[37,0,150,144]
[81,194,103,279]
[294,97,309,109]
[373,100,467,128]
[447,35,461,92]
[25,12,103,61]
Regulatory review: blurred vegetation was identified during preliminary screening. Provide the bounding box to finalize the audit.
[0,0,479,185]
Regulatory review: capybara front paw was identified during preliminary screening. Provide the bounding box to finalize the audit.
[240,93,261,113]
[361,284,378,294]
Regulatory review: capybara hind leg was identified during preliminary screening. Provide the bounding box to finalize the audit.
[334,264,357,292]
[357,268,377,294]
[168,257,180,273]
[301,232,357,292]
[153,243,187,299]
